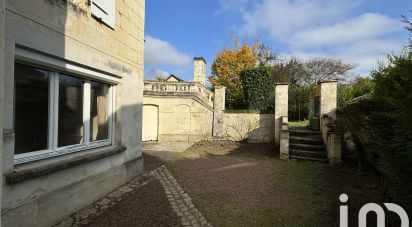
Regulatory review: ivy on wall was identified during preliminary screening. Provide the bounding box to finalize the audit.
[240,67,274,111]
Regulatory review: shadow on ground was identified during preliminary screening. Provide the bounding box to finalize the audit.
[143,152,165,171]
[86,179,182,227]
[80,142,192,227]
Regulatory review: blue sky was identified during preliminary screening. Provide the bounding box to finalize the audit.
[144,0,412,81]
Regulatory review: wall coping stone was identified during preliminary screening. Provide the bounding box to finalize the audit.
[319,80,338,84]
[143,91,213,111]
[5,145,126,185]
[224,110,274,114]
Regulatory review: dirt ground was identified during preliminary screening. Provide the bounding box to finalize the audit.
[168,140,384,227]
[86,179,182,227]
[80,140,385,227]
[82,152,182,227]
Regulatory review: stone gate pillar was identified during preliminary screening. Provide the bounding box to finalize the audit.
[320,80,341,164]
[212,86,225,137]
[320,80,337,127]
[274,83,288,149]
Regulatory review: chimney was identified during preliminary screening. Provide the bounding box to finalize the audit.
[193,57,206,86]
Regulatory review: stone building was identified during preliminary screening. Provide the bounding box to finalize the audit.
[143,57,215,142]
[0,0,145,226]
[142,57,274,143]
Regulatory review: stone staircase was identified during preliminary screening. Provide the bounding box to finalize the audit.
[289,128,327,162]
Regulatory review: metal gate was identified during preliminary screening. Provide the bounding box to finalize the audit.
[142,105,158,141]
[308,96,320,130]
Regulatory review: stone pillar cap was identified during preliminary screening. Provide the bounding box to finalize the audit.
[214,86,226,89]
[194,57,206,63]
[319,80,338,84]
[274,82,289,85]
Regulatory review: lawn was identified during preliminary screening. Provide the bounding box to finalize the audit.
[288,120,309,128]
[167,140,383,227]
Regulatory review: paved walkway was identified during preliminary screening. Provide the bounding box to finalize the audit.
[54,142,210,227]
[154,165,211,227]
[143,142,193,160]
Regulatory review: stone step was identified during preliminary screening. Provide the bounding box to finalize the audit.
[290,149,327,159]
[289,155,328,162]
[290,143,325,152]
[289,129,321,135]
[290,136,324,145]
[289,130,322,140]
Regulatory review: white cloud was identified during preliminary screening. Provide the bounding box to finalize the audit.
[220,0,406,75]
[144,35,191,67]
[289,38,404,75]
[334,38,403,74]
[144,68,170,80]
[241,0,358,40]
[216,0,251,13]
[290,13,402,49]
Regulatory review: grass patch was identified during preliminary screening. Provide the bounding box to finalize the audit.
[167,141,332,226]
[289,120,309,128]
[192,197,317,227]
[167,140,383,226]
[186,160,326,226]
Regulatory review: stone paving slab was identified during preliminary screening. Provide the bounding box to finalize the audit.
[142,142,193,161]
[142,142,193,152]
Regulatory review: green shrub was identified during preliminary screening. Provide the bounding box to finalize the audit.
[338,77,374,107]
[371,51,412,211]
[240,67,275,111]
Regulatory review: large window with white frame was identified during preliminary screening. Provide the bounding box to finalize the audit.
[14,62,114,164]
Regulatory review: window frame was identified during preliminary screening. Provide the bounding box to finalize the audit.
[13,48,119,165]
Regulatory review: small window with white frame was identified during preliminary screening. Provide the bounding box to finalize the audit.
[13,50,117,165]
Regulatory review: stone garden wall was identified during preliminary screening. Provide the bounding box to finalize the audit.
[223,113,274,143]
[143,95,213,142]
[143,85,277,144]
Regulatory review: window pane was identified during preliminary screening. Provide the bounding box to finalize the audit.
[58,74,84,147]
[90,81,109,141]
[14,63,49,154]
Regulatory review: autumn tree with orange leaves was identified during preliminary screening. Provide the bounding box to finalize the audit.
[209,37,279,109]
[209,43,256,109]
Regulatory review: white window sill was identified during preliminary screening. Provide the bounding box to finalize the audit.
[6,145,126,185]
[14,140,112,165]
